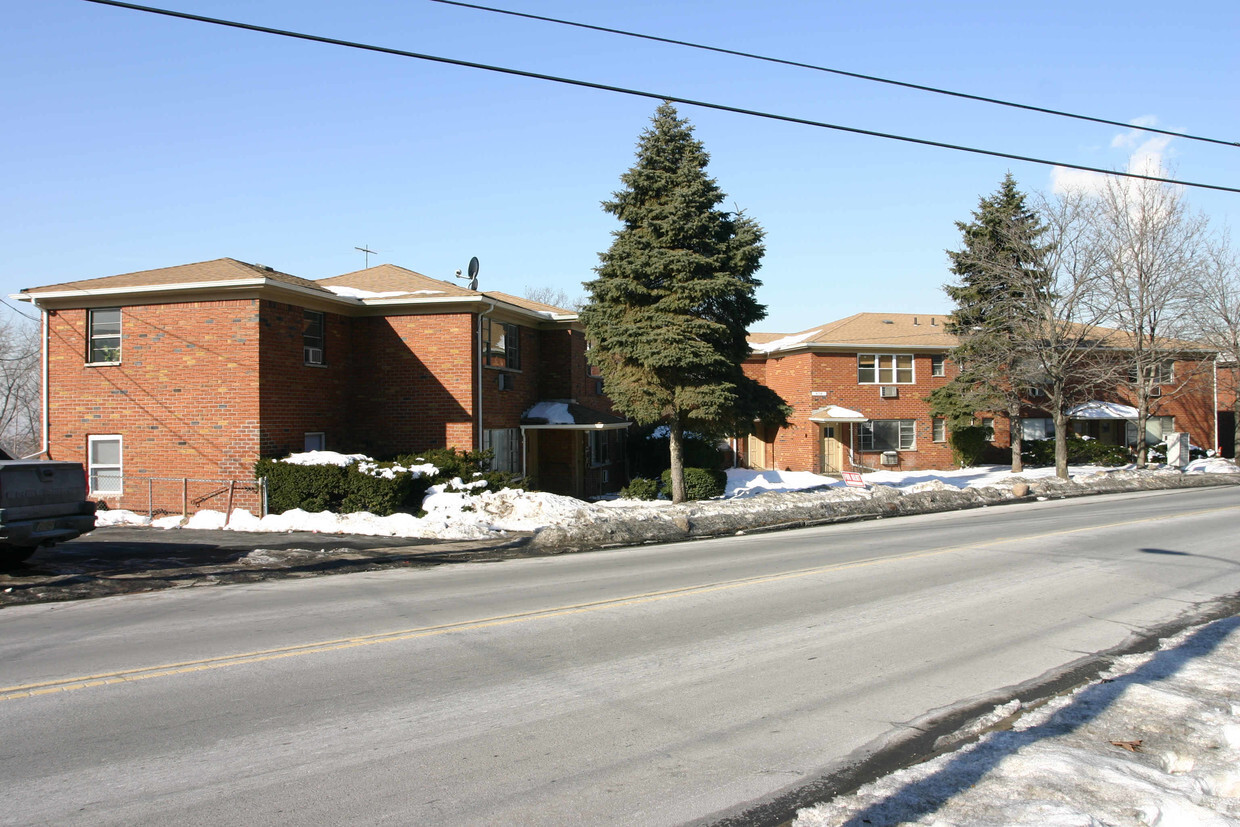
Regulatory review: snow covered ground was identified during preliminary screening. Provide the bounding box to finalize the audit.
[93,455,1240,540]
[794,616,1240,827]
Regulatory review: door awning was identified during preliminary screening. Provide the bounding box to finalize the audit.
[520,401,631,430]
[1066,401,1139,421]
[808,405,868,423]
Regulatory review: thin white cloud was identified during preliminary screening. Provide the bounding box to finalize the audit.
[1051,116,1177,197]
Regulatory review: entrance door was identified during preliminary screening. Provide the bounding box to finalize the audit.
[820,425,843,474]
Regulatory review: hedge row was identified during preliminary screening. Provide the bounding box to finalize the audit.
[255,448,521,516]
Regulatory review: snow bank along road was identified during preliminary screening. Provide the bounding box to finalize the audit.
[2,486,1238,826]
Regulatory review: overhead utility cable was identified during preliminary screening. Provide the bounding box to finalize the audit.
[80,0,1240,194]
[432,0,1238,149]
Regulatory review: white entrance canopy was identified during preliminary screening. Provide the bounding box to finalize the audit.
[1067,401,1139,421]
[808,405,868,423]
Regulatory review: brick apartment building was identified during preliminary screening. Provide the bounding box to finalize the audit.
[18,258,628,511]
[741,313,1224,474]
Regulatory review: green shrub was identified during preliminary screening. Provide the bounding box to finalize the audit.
[395,447,524,494]
[630,426,724,479]
[659,467,727,500]
[340,463,419,516]
[1020,435,1131,467]
[948,426,991,467]
[620,477,660,500]
[255,457,348,514]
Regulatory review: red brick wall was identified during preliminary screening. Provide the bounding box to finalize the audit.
[257,301,353,458]
[347,313,477,454]
[481,323,541,431]
[751,349,958,472]
[46,300,262,509]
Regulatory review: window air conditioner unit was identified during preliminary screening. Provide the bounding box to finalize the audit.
[881,451,899,466]
[498,373,514,391]
[601,469,610,483]
[304,347,323,364]
[879,385,899,399]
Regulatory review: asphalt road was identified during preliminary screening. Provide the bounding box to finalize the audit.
[2,487,1239,826]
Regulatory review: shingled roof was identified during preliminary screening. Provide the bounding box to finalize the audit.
[316,264,476,298]
[751,312,957,353]
[22,258,329,296]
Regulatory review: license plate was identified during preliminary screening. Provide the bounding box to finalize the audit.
[35,520,54,532]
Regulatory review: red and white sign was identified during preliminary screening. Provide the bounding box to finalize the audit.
[842,471,867,488]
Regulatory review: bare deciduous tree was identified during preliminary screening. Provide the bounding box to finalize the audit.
[523,286,585,312]
[1196,235,1240,457]
[0,306,41,458]
[1092,176,1214,466]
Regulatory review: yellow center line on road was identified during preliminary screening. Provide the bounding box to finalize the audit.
[3,502,1235,702]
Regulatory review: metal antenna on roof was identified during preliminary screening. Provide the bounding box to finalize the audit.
[354,245,377,268]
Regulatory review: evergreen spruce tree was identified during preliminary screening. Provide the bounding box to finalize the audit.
[930,173,1049,471]
[580,103,788,503]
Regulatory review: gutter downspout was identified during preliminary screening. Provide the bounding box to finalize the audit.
[22,299,49,459]
[1214,356,1220,454]
[477,300,495,451]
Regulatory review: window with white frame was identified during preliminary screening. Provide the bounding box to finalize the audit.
[857,354,914,384]
[1127,416,1175,446]
[931,354,946,377]
[484,428,521,473]
[932,418,946,443]
[860,419,916,451]
[483,319,521,370]
[88,308,122,364]
[1021,418,1055,441]
[303,310,325,365]
[88,435,122,494]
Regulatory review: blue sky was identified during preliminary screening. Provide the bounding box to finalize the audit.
[4,0,1237,333]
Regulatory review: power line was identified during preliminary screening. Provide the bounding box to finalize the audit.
[80,0,1240,195]
[433,0,1239,150]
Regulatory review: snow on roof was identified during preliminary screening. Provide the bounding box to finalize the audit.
[323,285,420,299]
[1067,401,1140,420]
[750,328,823,353]
[523,401,574,424]
[808,405,868,422]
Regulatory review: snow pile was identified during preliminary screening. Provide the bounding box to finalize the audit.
[355,460,438,479]
[322,286,419,300]
[523,401,573,424]
[1186,457,1240,475]
[725,469,837,497]
[795,618,1240,827]
[277,450,369,467]
[93,463,1237,541]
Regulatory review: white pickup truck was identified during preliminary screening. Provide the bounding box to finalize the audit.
[0,460,96,567]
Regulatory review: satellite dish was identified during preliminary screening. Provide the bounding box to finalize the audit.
[467,256,479,291]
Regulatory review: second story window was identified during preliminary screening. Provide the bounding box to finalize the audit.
[484,319,520,370]
[931,354,946,377]
[858,354,913,384]
[303,310,325,365]
[88,308,122,364]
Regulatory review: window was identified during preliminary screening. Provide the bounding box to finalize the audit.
[483,319,521,370]
[931,355,946,377]
[1128,416,1175,446]
[980,418,996,441]
[88,308,122,363]
[88,435,122,494]
[1151,360,1175,385]
[303,311,325,365]
[857,354,914,384]
[589,430,611,467]
[932,418,946,443]
[304,432,325,452]
[1021,418,1055,441]
[484,428,521,473]
[860,420,916,451]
